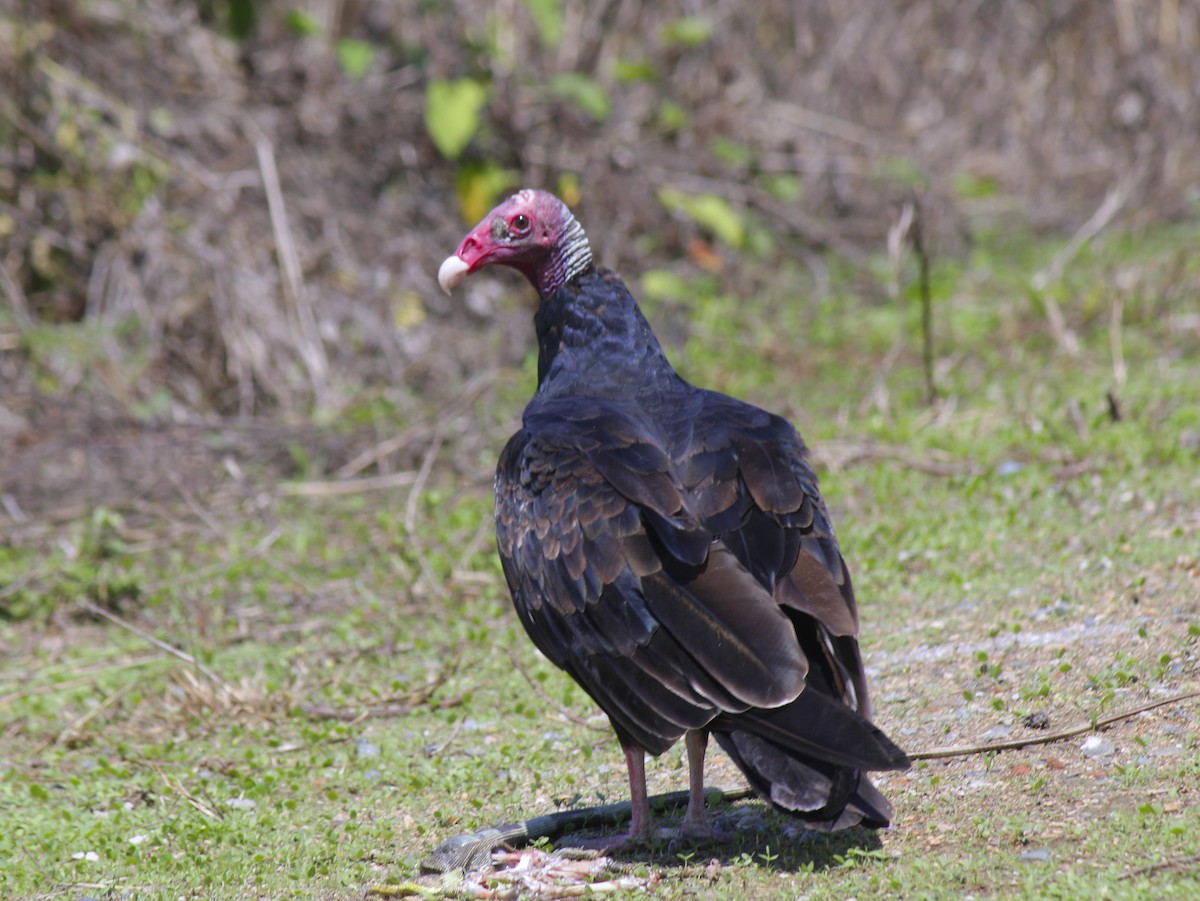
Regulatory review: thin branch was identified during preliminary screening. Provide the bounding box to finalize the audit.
[1120,852,1200,881]
[78,600,227,687]
[278,470,419,498]
[336,369,497,480]
[509,652,608,732]
[909,689,1200,760]
[909,198,936,405]
[1032,187,1127,293]
[404,429,445,533]
[815,441,971,476]
[1030,184,1127,357]
[1110,291,1127,390]
[299,660,459,721]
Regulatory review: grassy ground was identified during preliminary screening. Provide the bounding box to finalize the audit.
[3,224,1200,899]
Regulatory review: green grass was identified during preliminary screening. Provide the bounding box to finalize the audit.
[3,223,1200,898]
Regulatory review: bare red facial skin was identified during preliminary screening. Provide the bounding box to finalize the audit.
[439,190,568,294]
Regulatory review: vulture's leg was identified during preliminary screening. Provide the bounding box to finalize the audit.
[681,729,712,836]
[622,741,652,839]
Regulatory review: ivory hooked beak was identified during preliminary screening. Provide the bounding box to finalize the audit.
[437,255,471,295]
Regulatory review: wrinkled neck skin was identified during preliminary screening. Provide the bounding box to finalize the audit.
[532,269,681,399]
[519,212,593,299]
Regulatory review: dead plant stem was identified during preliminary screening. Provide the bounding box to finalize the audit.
[910,689,1200,760]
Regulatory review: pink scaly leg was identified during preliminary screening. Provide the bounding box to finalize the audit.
[622,741,652,840]
[681,729,712,837]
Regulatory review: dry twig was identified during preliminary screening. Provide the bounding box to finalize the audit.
[910,689,1200,761]
[1119,853,1200,881]
[277,470,419,497]
[509,652,609,733]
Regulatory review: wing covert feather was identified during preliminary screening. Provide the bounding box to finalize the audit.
[495,389,873,756]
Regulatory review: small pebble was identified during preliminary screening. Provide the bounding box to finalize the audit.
[1151,745,1183,757]
[1023,712,1051,730]
[1081,736,1114,758]
[1019,849,1052,863]
[356,738,381,758]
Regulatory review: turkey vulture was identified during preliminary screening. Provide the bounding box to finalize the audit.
[438,189,908,840]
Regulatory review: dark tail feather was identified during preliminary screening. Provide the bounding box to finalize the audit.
[726,684,910,772]
[712,728,896,829]
[711,682,908,830]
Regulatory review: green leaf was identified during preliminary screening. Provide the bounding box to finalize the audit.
[548,73,611,121]
[656,101,689,133]
[710,137,753,167]
[522,0,563,47]
[875,155,927,189]
[284,10,321,36]
[640,269,692,302]
[224,0,258,40]
[952,171,999,200]
[425,78,489,160]
[614,59,656,83]
[657,187,745,249]
[556,172,581,206]
[336,38,374,80]
[660,16,713,47]
[454,162,518,224]
[757,173,803,202]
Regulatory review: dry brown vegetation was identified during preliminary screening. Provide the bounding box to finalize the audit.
[3,0,1199,430]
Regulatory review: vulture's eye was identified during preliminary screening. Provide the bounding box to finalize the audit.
[511,214,530,233]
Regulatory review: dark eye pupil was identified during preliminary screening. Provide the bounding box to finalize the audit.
[514,215,529,230]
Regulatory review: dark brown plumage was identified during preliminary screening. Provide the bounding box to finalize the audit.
[440,189,908,839]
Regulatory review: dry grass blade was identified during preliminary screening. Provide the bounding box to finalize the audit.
[31,682,138,756]
[154,766,222,820]
[0,657,160,709]
[404,430,445,533]
[78,600,228,687]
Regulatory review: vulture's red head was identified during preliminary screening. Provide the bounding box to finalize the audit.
[438,189,592,298]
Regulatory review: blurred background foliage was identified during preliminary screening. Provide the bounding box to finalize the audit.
[0,0,1198,454]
